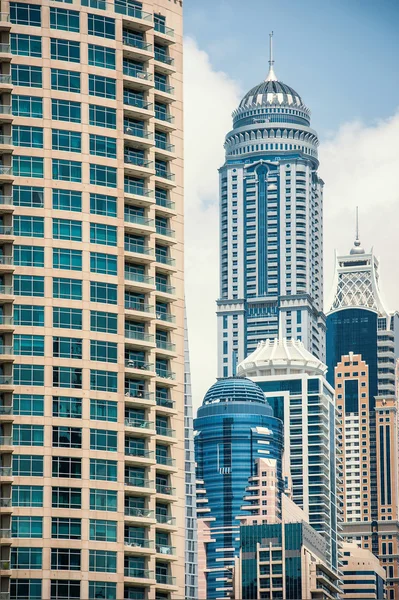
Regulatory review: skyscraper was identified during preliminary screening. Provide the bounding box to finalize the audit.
[0,1,185,599]
[326,232,399,599]
[217,34,325,377]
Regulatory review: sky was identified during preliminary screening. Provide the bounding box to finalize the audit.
[183,0,399,411]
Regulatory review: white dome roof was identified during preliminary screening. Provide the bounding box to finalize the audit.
[237,338,326,377]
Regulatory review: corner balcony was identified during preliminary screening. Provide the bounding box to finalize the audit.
[125,271,155,293]
[124,212,155,234]
[124,243,155,264]
[115,2,153,31]
[124,124,153,148]
[124,389,155,409]
[125,476,155,495]
[123,65,153,91]
[124,154,154,178]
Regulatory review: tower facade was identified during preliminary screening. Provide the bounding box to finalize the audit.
[217,37,325,378]
[0,1,185,600]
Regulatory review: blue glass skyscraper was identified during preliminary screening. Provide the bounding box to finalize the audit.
[217,35,325,377]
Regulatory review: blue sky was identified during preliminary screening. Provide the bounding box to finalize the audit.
[184,0,399,137]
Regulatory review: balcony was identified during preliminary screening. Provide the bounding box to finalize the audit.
[0,466,11,476]
[156,455,176,468]
[124,390,155,407]
[0,13,11,26]
[0,106,12,124]
[154,21,175,39]
[0,195,12,208]
[0,528,11,538]
[0,225,12,235]
[124,125,153,147]
[156,574,177,587]
[156,340,176,353]
[125,300,154,316]
[0,135,12,153]
[156,312,176,325]
[0,375,13,385]
[0,74,11,89]
[123,65,152,89]
[155,81,175,96]
[155,110,175,131]
[156,483,176,496]
[125,182,153,199]
[123,35,152,61]
[125,360,154,374]
[115,1,153,28]
[125,271,155,291]
[125,447,154,461]
[156,369,175,381]
[156,396,175,411]
[125,476,154,490]
[156,544,176,556]
[0,435,12,447]
[124,154,154,177]
[0,256,13,272]
[124,243,155,262]
[156,425,176,439]
[125,506,154,519]
[124,567,155,581]
[124,213,155,230]
[125,329,154,344]
[125,537,154,551]
[155,139,175,156]
[0,497,11,507]
[155,282,176,297]
[156,514,176,526]
[156,224,175,239]
[154,51,175,75]
[0,167,12,181]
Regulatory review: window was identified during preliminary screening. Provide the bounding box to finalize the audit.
[11,580,42,600]
[11,547,42,570]
[51,68,80,92]
[53,337,82,359]
[52,129,81,152]
[13,156,43,178]
[53,248,82,271]
[52,517,81,539]
[89,519,117,542]
[53,366,82,388]
[12,516,43,538]
[90,369,118,392]
[90,489,117,511]
[90,428,117,451]
[53,277,82,300]
[90,163,117,188]
[13,454,43,476]
[50,7,79,31]
[13,394,44,415]
[88,43,115,69]
[11,33,41,57]
[52,99,81,123]
[89,104,116,129]
[90,252,117,275]
[51,548,81,571]
[14,334,44,355]
[51,581,80,600]
[53,189,82,212]
[90,339,117,363]
[12,485,43,507]
[53,396,82,419]
[12,64,42,87]
[89,134,117,158]
[90,222,117,245]
[14,364,44,386]
[10,2,41,26]
[90,458,117,481]
[53,307,82,330]
[13,125,43,148]
[14,215,44,237]
[90,281,117,304]
[52,487,82,509]
[52,159,82,182]
[89,550,117,572]
[51,38,80,62]
[53,218,82,241]
[88,582,116,600]
[13,185,44,207]
[14,275,44,296]
[12,95,43,118]
[52,456,81,478]
[88,14,115,38]
[90,399,117,422]
[90,193,117,217]
[13,424,43,446]
[88,74,116,99]
[90,310,117,333]
[14,245,44,267]
[53,426,82,448]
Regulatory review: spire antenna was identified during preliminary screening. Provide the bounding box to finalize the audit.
[265,31,277,82]
[355,206,359,242]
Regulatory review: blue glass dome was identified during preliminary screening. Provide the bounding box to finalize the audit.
[202,376,266,406]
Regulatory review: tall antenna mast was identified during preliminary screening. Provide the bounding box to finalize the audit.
[355,206,359,242]
[265,31,277,82]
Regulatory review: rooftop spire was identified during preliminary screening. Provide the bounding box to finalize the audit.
[350,206,365,255]
[265,31,277,82]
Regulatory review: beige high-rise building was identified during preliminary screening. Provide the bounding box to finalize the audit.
[0,0,185,599]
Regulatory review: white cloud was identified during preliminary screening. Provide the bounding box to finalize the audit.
[184,37,399,412]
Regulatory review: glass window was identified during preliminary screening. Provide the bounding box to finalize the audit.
[89,550,117,572]
[90,222,117,245]
[89,519,117,542]
[53,218,82,240]
[51,548,81,571]
[53,307,82,330]
[12,485,43,507]
[52,486,82,508]
[90,489,117,511]
[90,369,118,392]
[50,7,79,31]
[52,99,81,123]
[90,310,117,333]
[90,428,117,451]
[14,275,44,296]
[13,454,43,476]
[10,2,41,26]
[90,252,117,275]
[13,156,43,178]
[53,189,82,212]
[89,134,117,158]
[83,0,106,7]
[88,13,115,38]
[52,159,82,182]
[11,516,43,538]
[14,214,44,237]
[88,581,116,600]
[14,245,44,267]
[53,396,82,419]
[13,125,43,148]
[90,163,117,188]
[90,340,117,363]
[12,95,43,118]
[11,547,42,570]
[53,248,82,271]
[88,43,115,69]
[52,129,81,152]
[11,33,41,57]
[88,74,116,99]
[53,366,82,388]
[53,277,82,300]
[12,64,42,87]
[51,38,80,62]
[14,364,44,386]
[90,281,117,304]
[13,185,44,207]
[89,104,116,129]
[52,456,81,478]
[13,424,43,446]
[11,580,42,600]
[90,399,117,422]
[90,458,117,481]
[51,68,80,92]
[14,334,45,355]
[90,193,117,217]
[53,336,82,359]
[13,394,44,416]
[53,426,82,448]
[51,518,81,539]
[50,581,80,600]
